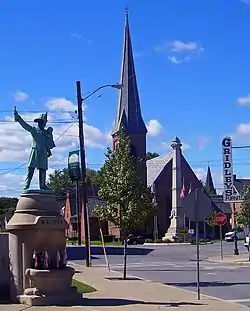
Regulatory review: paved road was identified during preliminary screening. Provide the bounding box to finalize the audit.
[72,241,250,308]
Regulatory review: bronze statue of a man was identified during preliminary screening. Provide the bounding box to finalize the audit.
[14,109,56,191]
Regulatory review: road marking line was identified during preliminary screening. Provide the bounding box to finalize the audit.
[227,299,250,303]
[206,273,216,275]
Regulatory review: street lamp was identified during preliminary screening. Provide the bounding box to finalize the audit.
[76,81,123,267]
[83,83,123,101]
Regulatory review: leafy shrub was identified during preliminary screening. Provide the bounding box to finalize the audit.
[163,239,172,243]
[155,239,163,243]
[145,239,154,243]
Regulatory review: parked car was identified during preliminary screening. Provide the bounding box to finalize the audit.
[224,230,245,242]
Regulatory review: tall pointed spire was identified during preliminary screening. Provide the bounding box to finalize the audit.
[113,10,147,134]
[205,166,216,195]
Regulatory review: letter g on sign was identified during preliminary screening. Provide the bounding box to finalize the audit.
[222,137,231,148]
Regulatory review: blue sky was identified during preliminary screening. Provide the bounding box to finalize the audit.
[0,0,250,196]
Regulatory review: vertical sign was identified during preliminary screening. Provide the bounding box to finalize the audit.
[222,137,242,203]
[68,150,81,182]
[222,137,233,202]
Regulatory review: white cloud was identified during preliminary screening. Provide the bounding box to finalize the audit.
[236,94,250,106]
[70,33,82,39]
[154,40,203,53]
[241,0,250,4]
[168,55,191,64]
[236,123,250,134]
[168,40,200,52]
[0,97,113,195]
[146,120,163,137]
[13,91,29,102]
[154,40,204,65]
[197,136,210,151]
[45,98,77,111]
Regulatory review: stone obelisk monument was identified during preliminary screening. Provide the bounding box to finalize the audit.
[163,136,183,241]
[6,109,82,306]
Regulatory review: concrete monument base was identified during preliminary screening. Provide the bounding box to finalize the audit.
[162,230,181,242]
[19,267,82,306]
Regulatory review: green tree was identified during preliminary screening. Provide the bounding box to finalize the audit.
[205,210,217,227]
[146,152,159,161]
[0,197,18,223]
[236,185,250,226]
[47,168,101,198]
[94,127,156,279]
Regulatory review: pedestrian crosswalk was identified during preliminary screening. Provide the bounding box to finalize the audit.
[96,260,240,271]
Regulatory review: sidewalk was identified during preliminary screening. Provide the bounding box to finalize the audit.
[207,254,250,266]
[1,263,249,310]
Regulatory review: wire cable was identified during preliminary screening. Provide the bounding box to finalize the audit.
[0,121,78,176]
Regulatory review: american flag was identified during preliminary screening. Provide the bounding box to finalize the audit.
[56,250,61,268]
[33,250,38,269]
[62,248,67,266]
[180,178,185,199]
[43,250,49,269]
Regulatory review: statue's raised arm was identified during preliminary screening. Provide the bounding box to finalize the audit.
[14,108,33,133]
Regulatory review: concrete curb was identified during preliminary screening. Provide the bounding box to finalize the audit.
[206,257,250,266]
[143,242,190,246]
[144,241,214,246]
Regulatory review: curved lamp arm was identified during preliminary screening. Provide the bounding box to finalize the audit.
[82,83,123,101]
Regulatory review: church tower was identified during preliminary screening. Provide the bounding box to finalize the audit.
[112,11,147,183]
[205,166,216,195]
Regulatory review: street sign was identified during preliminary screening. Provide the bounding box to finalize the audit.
[214,212,227,226]
[68,150,81,182]
[188,229,195,235]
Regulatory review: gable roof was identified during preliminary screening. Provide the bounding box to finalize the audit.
[146,153,172,186]
[234,178,250,193]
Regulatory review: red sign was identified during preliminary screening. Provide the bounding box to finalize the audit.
[214,212,227,226]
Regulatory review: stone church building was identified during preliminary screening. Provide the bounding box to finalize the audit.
[64,12,223,241]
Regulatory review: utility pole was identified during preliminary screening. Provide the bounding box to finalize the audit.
[76,81,91,267]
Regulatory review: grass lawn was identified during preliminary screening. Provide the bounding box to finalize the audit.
[67,240,122,246]
[89,240,122,246]
[72,279,96,294]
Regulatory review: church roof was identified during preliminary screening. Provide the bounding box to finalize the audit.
[234,177,250,193]
[147,153,172,186]
[113,11,147,135]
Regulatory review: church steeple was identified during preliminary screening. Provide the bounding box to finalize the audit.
[112,10,147,184]
[205,166,216,195]
[113,10,147,135]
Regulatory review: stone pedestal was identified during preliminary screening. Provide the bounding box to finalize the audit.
[19,267,82,306]
[6,191,81,306]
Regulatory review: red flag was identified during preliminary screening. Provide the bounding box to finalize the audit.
[180,178,185,199]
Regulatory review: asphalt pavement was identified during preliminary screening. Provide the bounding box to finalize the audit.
[72,241,250,308]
